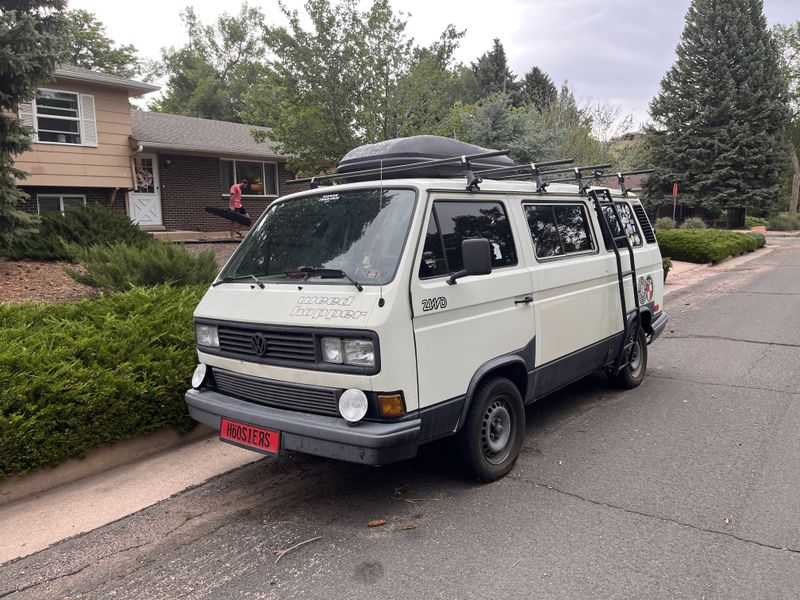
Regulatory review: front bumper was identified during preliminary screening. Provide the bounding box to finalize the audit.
[185,388,421,466]
[648,311,669,344]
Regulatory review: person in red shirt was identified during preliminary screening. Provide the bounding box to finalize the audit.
[228,178,249,238]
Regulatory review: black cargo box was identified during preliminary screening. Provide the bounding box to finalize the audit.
[336,135,512,180]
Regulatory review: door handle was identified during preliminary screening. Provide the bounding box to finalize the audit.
[515,295,533,305]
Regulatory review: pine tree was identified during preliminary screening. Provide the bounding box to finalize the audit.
[519,66,557,110]
[0,1,67,246]
[471,39,520,99]
[645,0,790,217]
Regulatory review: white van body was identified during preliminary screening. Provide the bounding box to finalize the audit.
[186,178,668,480]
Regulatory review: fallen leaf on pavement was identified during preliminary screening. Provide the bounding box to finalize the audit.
[368,519,386,528]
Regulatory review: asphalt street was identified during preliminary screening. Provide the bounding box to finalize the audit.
[2,238,798,599]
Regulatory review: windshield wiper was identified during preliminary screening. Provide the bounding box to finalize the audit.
[212,274,265,289]
[284,267,363,291]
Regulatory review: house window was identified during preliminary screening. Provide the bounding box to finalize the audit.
[37,194,87,214]
[34,91,82,144]
[220,159,278,197]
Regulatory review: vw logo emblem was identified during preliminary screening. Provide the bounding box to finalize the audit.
[251,333,269,357]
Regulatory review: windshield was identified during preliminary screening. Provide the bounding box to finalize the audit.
[219,188,416,286]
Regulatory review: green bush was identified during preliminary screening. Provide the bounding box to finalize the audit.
[662,257,673,281]
[66,242,218,291]
[655,217,675,230]
[0,204,153,260]
[0,286,204,478]
[745,215,767,228]
[656,229,758,264]
[767,213,800,231]
[746,232,766,248]
[679,217,707,229]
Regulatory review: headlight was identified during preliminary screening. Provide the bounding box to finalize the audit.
[196,323,219,347]
[343,339,375,367]
[321,337,375,367]
[191,364,208,389]
[321,337,343,363]
[339,388,368,423]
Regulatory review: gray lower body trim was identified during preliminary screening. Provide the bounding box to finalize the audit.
[186,389,420,466]
[648,311,669,344]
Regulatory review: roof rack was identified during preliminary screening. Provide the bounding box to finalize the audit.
[587,168,655,196]
[545,163,613,194]
[286,149,511,191]
[476,158,575,193]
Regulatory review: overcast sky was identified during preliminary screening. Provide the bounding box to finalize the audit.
[69,0,798,127]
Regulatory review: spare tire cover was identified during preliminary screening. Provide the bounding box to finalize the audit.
[337,135,512,180]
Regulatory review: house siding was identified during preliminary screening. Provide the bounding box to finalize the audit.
[156,153,308,231]
[16,186,127,214]
[15,79,135,189]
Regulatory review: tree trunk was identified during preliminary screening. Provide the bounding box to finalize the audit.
[790,141,799,216]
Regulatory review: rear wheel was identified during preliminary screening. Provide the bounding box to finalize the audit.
[457,377,525,482]
[608,328,648,389]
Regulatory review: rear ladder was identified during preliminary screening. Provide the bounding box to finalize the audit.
[589,188,641,372]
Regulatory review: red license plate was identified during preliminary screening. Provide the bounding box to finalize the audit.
[219,418,280,455]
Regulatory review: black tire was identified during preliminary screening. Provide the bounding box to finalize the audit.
[457,377,525,482]
[608,328,648,389]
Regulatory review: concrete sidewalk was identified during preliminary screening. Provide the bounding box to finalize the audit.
[0,245,775,565]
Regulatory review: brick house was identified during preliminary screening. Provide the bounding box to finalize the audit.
[129,111,306,231]
[16,65,304,232]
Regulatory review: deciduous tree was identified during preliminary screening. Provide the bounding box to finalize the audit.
[774,20,800,215]
[62,9,141,78]
[150,3,268,122]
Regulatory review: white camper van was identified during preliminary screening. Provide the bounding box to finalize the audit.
[186,136,668,481]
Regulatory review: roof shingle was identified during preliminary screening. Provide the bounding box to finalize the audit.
[130,110,283,158]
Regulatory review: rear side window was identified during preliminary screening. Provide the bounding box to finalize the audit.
[419,200,517,279]
[524,203,595,259]
[599,202,643,248]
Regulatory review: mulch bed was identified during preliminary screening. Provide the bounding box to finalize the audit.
[0,259,98,305]
[0,242,239,305]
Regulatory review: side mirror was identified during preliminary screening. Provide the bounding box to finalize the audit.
[447,238,492,285]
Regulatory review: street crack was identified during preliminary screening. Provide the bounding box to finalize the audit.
[518,477,800,556]
[664,334,800,349]
[0,563,90,598]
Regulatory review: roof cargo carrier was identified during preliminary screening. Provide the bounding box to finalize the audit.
[336,135,514,181]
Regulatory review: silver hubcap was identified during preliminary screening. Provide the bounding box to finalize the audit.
[481,399,512,464]
[628,337,642,376]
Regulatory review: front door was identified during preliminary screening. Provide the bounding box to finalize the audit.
[409,196,536,410]
[129,154,163,227]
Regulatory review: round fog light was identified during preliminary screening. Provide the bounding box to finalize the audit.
[191,364,208,389]
[339,388,368,423]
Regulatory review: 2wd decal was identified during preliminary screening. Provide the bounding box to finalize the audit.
[421,297,448,312]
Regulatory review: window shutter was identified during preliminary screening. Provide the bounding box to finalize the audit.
[18,101,36,140]
[79,94,98,147]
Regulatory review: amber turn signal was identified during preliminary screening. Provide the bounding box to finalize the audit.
[378,393,405,417]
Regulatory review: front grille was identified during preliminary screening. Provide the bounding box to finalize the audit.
[211,368,340,416]
[217,325,316,364]
[632,204,657,244]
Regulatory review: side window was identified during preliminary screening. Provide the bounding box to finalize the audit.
[600,202,642,248]
[525,203,595,260]
[418,200,517,278]
[418,214,448,278]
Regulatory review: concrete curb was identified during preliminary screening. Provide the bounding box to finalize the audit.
[0,425,214,508]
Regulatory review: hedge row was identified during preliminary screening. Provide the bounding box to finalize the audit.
[0,204,152,260]
[656,229,759,264]
[67,242,218,291]
[0,286,204,478]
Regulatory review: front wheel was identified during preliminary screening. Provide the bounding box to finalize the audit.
[608,328,648,389]
[457,377,525,482]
